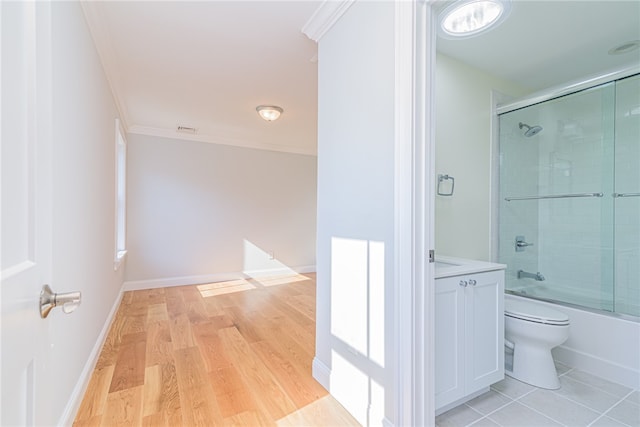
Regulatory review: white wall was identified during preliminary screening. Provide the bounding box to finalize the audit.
[315,2,396,425]
[49,2,124,423]
[435,53,529,261]
[124,133,317,287]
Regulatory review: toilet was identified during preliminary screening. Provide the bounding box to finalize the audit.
[504,296,570,389]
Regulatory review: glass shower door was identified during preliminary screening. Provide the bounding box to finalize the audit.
[498,82,616,312]
[614,74,640,317]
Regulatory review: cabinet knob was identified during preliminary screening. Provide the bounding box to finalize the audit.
[469,279,477,286]
[459,280,468,287]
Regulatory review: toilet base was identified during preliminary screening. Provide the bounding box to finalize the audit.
[506,341,560,389]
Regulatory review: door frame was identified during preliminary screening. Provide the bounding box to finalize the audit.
[393,0,436,425]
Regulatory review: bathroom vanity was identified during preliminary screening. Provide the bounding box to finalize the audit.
[435,256,506,413]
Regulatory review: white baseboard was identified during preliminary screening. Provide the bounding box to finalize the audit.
[312,356,331,391]
[244,265,316,278]
[124,272,242,291]
[58,284,125,426]
[553,345,640,390]
[123,265,316,291]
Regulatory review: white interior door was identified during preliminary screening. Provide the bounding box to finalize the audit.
[1,1,55,425]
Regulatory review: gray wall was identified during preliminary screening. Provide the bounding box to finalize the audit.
[125,133,317,285]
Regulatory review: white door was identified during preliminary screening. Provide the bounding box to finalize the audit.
[1,1,55,425]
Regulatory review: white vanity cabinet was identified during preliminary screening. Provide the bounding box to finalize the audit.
[435,267,505,412]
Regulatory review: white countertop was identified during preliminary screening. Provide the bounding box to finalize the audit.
[435,255,506,279]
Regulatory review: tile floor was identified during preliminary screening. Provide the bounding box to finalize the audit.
[436,362,640,427]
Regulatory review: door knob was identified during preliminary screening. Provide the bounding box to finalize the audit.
[40,285,81,318]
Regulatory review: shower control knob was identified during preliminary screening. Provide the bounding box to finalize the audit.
[459,280,468,287]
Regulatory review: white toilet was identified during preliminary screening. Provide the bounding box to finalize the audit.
[504,296,570,389]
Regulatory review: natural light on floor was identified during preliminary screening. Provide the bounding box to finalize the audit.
[196,279,255,297]
[243,238,307,286]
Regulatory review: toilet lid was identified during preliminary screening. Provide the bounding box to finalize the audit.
[505,298,570,325]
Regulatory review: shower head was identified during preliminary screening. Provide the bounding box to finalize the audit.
[519,122,543,137]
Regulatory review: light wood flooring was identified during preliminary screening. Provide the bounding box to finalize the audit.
[73,273,359,426]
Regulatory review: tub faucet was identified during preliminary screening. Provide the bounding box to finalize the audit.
[517,270,545,281]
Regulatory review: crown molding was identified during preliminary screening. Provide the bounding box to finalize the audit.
[301,0,356,42]
[128,125,317,157]
[80,1,130,130]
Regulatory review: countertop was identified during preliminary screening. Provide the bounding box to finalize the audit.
[435,255,506,279]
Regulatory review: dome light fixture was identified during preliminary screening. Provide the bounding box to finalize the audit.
[439,0,511,39]
[256,105,283,122]
[608,40,640,55]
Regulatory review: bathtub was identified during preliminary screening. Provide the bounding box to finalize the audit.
[507,293,640,389]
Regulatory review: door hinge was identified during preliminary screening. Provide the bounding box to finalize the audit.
[428,249,435,263]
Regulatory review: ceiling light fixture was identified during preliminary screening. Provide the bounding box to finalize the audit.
[439,0,511,39]
[608,40,640,55]
[256,105,283,122]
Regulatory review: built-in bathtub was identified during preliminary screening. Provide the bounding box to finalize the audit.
[507,293,640,390]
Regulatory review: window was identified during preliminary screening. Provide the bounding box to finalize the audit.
[114,119,127,269]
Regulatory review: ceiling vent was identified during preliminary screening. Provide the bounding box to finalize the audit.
[177,125,198,134]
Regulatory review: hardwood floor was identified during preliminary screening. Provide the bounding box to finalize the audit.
[74,273,359,426]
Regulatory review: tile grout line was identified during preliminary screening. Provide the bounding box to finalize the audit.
[442,368,638,427]
[490,380,538,402]
[465,402,514,427]
[464,395,516,427]
[509,369,636,426]
[547,384,616,416]
[588,389,638,427]
[467,386,556,427]
[513,395,570,427]
[560,372,636,400]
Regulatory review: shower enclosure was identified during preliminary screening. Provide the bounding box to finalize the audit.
[498,73,640,318]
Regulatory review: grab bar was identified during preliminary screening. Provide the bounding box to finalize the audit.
[613,193,640,198]
[504,192,603,202]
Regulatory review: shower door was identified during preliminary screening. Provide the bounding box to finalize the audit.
[613,74,640,317]
[498,82,617,312]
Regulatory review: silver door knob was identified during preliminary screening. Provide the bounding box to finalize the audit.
[40,285,81,318]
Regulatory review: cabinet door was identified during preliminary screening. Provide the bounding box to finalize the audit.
[465,270,504,393]
[435,276,466,409]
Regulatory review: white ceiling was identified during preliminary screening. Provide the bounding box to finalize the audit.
[82,1,321,155]
[436,0,640,92]
[83,1,640,157]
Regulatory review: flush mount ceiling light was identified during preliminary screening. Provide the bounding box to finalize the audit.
[608,40,640,55]
[256,105,283,122]
[439,0,511,39]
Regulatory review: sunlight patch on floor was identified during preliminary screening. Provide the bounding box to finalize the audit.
[276,395,361,426]
[197,279,255,297]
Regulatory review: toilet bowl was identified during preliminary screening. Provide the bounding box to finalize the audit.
[504,296,570,389]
